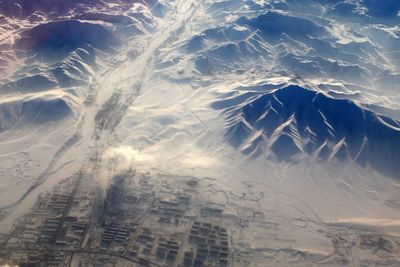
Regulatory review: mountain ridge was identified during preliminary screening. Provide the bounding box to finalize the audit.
[213,84,400,178]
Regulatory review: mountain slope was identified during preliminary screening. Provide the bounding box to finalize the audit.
[213,84,400,177]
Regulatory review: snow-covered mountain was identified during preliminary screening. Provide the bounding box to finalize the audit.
[213,84,400,177]
[0,0,400,266]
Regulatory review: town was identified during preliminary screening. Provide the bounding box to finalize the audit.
[0,169,233,267]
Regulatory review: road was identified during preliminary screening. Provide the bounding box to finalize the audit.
[0,247,163,267]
